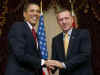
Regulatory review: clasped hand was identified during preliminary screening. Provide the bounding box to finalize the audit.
[44,60,64,70]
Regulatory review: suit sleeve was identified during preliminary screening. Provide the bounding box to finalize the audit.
[51,37,59,73]
[8,22,41,69]
[64,30,92,72]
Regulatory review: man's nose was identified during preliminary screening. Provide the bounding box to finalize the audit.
[62,19,66,24]
[33,11,38,15]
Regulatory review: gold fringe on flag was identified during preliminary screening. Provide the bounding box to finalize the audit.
[40,0,43,14]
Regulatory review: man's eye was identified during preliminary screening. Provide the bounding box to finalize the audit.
[59,19,63,21]
[37,10,40,13]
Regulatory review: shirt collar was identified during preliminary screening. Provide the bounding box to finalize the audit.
[26,21,33,30]
[63,28,73,37]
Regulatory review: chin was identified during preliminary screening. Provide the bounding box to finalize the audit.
[64,28,69,31]
[63,29,70,32]
[31,22,37,25]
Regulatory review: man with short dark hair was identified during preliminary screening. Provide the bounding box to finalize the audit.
[5,2,47,75]
[47,9,93,75]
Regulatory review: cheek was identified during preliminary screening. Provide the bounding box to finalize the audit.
[29,13,33,17]
[59,24,64,29]
[59,22,62,25]
[58,21,62,25]
[27,12,33,16]
[38,15,40,19]
[38,13,40,17]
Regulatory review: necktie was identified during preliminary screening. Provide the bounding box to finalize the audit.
[64,33,69,55]
[32,28,37,45]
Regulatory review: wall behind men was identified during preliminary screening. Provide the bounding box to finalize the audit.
[44,7,61,59]
[44,7,61,75]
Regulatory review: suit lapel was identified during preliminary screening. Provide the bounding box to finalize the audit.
[58,33,66,60]
[24,22,37,47]
[24,22,41,57]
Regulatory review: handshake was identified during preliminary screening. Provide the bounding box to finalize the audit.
[43,60,65,70]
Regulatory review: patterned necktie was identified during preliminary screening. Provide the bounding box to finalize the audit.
[64,33,69,55]
[32,28,37,45]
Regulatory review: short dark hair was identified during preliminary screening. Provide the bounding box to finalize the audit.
[23,2,40,12]
[56,8,72,16]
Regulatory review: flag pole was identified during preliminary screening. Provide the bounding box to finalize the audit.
[40,0,43,14]
[69,0,78,28]
[69,0,74,16]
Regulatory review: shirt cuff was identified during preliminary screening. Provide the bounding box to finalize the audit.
[61,62,66,69]
[41,59,45,66]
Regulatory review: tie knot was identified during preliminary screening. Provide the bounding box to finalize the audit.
[64,33,68,38]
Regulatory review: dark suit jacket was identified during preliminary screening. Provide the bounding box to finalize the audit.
[5,22,42,75]
[52,29,93,75]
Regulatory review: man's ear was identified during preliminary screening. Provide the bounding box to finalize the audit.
[23,12,26,18]
[72,16,74,23]
[23,12,27,20]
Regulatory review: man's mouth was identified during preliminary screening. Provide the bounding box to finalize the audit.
[31,16,38,21]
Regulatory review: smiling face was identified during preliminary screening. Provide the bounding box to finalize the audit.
[57,10,73,33]
[24,4,40,26]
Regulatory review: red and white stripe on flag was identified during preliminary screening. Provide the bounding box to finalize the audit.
[42,67,50,75]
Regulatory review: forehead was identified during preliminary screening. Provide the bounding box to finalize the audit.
[27,4,40,10]
[57,11,71,18]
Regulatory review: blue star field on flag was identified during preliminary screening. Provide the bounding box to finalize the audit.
[37,13,48,59]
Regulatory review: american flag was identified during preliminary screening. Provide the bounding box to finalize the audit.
[37,13,50,75]
[37,13,48,59]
